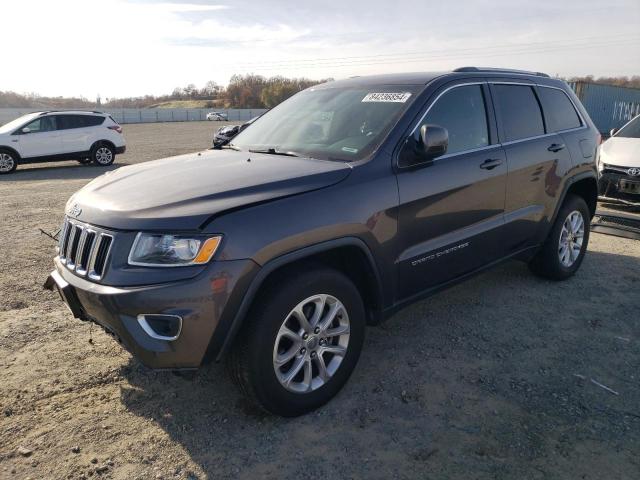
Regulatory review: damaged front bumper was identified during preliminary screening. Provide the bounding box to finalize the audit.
[44,256,258,369]
[598,171,640,206]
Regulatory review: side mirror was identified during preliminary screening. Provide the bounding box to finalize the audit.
[417,124,448,160]
[609,128,618,137]
[21,127,31,134]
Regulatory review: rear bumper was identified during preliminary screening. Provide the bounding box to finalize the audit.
[45,256,258,369]
[115,146,126,154]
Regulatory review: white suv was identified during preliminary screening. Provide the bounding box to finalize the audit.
[0,111,126,174]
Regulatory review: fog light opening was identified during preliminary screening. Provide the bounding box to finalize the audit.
[137,314,182,341]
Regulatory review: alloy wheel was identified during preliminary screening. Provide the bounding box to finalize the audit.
[0,153,15,173]
[272,294,350,394]
[558,210,585,267]
[95,147,113,165]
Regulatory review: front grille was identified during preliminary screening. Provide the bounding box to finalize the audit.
[602,164,640,177]
[58,217,113,281]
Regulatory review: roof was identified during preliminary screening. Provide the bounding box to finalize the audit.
[319,67,554,89]
[322,72,447,88]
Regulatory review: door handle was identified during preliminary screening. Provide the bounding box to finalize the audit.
[479,158,503,170]
[548,143,565,152]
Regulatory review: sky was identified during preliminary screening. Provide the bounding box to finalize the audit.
[2,0,639,99]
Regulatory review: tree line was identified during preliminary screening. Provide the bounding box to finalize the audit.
[2,74,638,110]
[567,75,640,89]
[0,74,331,109]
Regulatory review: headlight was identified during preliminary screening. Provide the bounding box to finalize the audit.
[128,233,222,267]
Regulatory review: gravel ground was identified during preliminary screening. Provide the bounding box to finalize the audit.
[1,121,639,480]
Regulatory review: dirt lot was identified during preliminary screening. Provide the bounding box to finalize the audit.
[1,121,639,480]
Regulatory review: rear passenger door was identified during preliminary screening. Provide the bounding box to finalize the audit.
[490,82,574,252]
[57,115,103,154]
[395,82,508,299]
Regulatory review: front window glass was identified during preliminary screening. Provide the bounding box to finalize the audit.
[231,85,421,161]
[616,115,640,138]
[420,85,489,155]
[24,116,56,133]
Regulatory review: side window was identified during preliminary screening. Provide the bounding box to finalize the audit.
[537,87,582,132]
[421,85,489,155]
[80,115,105,127]
[493,84,545,142]
[24,116,56,133]
[57,115,102,129]
[57,115,79,130]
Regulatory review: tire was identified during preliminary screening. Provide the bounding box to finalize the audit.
[77,158,92,165]
[0,149,18,174]
[529,194,591,280]
[228,266,366,417]
[91,143,115,166]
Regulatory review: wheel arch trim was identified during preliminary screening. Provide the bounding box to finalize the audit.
[214,237,383,362]
[551,171,598,225]
[90,139,116,152]
[0,146,21,159]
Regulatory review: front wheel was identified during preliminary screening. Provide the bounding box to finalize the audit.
[0,150,18,174]
[228,266,365,416]
[529,194,591,280]
[91,144,115,166]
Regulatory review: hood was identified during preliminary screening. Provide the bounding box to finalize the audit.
[68,149,351,231]
[600,137,640,168]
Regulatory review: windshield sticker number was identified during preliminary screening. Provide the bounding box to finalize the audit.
[342,147,358,153]
[362,92,412,103]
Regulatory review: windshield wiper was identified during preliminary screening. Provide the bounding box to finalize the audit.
[222,144,242,151]
[248,147,300,157]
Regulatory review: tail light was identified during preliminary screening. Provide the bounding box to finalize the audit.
[596,133,602,145]
[108,125,123,134]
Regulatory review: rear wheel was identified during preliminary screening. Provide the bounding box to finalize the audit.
[228,266,365,416]
[0,150,18,174]
[529,194,590,280]
[91,144,115,166]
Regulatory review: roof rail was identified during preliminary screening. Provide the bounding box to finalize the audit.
[454,67,550,78]
[37,110,105,115]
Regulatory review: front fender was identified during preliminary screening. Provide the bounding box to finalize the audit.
[204,237,383,363]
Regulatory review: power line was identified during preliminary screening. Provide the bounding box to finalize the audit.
[223,39,638,74]
[229,33,639,69]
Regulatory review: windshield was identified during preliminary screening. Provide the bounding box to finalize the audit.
[616,115,640,139]
[231,85,420,161]
[0,113,41,134]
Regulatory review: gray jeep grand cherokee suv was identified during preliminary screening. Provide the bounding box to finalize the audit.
[46,68,599,416]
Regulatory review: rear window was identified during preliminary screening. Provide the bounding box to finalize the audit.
[538,87,582,132]
[493,84,545,142]
[57,115,105,129]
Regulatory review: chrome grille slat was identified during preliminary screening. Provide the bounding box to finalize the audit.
[58,218,70,256]
[65,225,78,262]
[76,231,96,275]
[57,217,113,281]
[74,229,88,268]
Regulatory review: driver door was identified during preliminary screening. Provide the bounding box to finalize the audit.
[15,116,62,158]
[395,82,508,300]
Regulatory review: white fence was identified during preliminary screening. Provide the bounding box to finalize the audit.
[0,108,268,126]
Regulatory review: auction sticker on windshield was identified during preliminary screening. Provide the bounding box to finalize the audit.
[362,92,412,103]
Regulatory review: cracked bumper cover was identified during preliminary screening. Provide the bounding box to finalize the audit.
[45,256,258,369]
